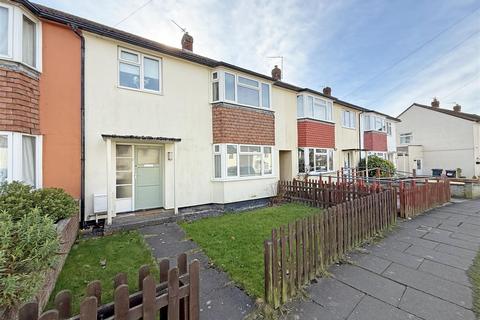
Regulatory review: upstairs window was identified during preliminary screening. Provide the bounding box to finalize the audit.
[0,5,9,57]
[364,115,386,132]
[342,110,356,129]
[118,48,162,93]
[400,133,412,144]
[297,94,333,122]
[216,71,270,109]
[22,15,36,67]
[212,72,219,102]
[0,5,40,69]
[386,122,392,135]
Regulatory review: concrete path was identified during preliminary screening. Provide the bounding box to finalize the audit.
[283,199,480,320]
[139,223,254,320]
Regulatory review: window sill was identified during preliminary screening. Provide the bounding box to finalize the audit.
[117,85,163,96]
[341,125,357,130]
[212,175,277,182]
[297,171,336,176]
[297,117,335,125]
[213,100,273,113]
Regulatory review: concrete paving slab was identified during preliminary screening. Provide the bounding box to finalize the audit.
[347,296,420,320]
[332,264,406,307]
[200,285,253,320]
[405,244,473,270]
[383,263,472,308]
[422,229,479,250]
[369,246,424,269]
[307,277,364,319]
[346,252,392,274]
[418,259,472,287]
[399,287,475,320]
[435,243,477,260]
[281,300,342,320]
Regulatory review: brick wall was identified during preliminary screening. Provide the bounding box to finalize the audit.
[212,103,275,145]
[297,118,335,148]
[364,131,387,151]
[0,66,40,134]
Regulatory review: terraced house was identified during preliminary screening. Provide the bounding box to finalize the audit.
[1,0,399,226]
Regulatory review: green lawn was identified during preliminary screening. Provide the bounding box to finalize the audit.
[469,250,480,317]
[180,203,320,298]
[47,231,158,314]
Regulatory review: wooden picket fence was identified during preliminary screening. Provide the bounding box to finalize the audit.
[18,253,200,320]
[278,178,380,208]
[264,190,397,308]
[399,178,451,219]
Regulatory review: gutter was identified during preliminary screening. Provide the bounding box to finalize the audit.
[69,24,86,228]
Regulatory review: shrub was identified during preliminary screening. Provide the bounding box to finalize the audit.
[33,188,78,222]
[0,182,35,220]
[0,182,78,222]
[358,155,396,177]
[0,209,59,309]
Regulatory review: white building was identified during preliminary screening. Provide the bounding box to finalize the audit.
[396,99,480,178]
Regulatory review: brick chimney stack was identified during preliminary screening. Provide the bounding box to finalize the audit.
[181,32,193,51]
[323,87,332,96]
[271,65,282,81]
[453,104,461,112]
[431,98,440,108]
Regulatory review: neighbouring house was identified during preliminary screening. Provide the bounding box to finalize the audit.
[0,1,81,197]
[396,98,480,178]
[2,0,399,226]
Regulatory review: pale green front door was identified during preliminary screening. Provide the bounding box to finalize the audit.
[134,146,163,210]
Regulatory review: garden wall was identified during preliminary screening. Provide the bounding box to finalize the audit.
[36,214,79,311]
[1,214,79,320]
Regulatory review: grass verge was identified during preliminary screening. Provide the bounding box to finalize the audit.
[468,250,480,317]
[47,231,158,314]
[180,203,320,298]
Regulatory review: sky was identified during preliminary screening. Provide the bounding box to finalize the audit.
[34,0,480,116]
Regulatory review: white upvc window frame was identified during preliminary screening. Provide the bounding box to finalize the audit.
[364,114,386,133]
[212,143,274,180]
[0,2,14,60]
[211,71,220,102]
[118,47,163,94]
[296,93,334,123]
[400,133,412,145]
[0,4,42,71]
[213,70,272,110]
[0,131,42,188]
[297,147,335,174]
[367,151,387,160]
[342,109,356,129]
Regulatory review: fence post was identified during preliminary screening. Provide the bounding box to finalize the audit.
[264,240,273,305]
[189,260,200,320]
[54,290,72,320]
[80,296,97,320]
[19,302,39,320]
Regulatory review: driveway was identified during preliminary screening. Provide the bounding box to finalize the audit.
[283,199,480,320]
[139,223,254,320]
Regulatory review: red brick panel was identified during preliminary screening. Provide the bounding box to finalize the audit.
[297,119,335,148]
[0,67,40,134]
[364,131,387,151]
[212,103,275,145]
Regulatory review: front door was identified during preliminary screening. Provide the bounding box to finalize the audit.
[414,158,423,175]
[134,146,163,210]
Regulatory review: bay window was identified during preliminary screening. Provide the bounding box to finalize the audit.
[298,147,334,173]
[386,122,392,135]
[118,48,162,93]
[213,144,274,179]
[22,15,36,67]
[364,114,386,132]
[212,71,271,109]
[0,131,41,187]
[0,5,9,57]
[0,4,41,69]
[342,110,356,129]
[296,94,333,122]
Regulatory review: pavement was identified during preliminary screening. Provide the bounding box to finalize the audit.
[139,223,254,320]
[282,199,480,320]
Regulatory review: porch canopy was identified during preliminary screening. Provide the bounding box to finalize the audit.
[101,134,181,225]
[101,134,181,143]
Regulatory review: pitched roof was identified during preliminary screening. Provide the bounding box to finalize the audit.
[400,103,480,122]
[334,99,401,122]
[16,0,399,121]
